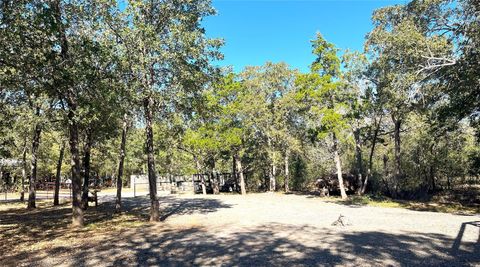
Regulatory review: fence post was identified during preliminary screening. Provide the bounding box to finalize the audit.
[134,183,136,197]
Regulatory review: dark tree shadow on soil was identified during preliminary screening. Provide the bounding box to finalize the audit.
[1,196,479,266]
[3,223,479,266]
[0,195,232,259]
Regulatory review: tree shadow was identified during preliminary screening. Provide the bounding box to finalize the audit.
[284,190,322,199]
[3,222,479,266]
[0,195,232,260]
[451,221,480,257]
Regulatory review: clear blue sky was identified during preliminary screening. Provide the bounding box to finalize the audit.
[203,0,407,73]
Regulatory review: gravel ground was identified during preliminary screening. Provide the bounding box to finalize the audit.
[2,193,479,266]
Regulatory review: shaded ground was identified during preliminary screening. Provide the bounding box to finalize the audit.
[0,193,479,266]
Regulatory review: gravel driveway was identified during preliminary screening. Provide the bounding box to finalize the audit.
[3,193,479,266]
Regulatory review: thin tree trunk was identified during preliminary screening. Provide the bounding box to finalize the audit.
[284,149,290,193]
[354,128,363,195]
[115,114,128,211]
[267,136,276,192]
[54,140,65,205]
[212,161,219,194]
[332,133,347,199]
[361,115,382,194]
[194,156,206,195]
[81,129,93,210]
[235,153,246,195]
[232,155,238,192]
[27,119,42,209]
[144,96,159,221]
[20,137,27,202]
[429,143,436,193]
[69,108,84,227]
[392,114,402,181]
[382,154,393,197]
[269,161,276,192]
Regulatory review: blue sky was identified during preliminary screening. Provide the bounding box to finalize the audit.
[203,0,407,73]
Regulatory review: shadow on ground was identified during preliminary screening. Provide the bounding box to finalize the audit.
[1,196,479,266]
[0,196,232,259]
[3,222,479,266]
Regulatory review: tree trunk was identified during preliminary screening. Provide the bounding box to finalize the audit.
[392,114,402,181]
[284,149,290,193]
[194,156,206,195]
[51,0,83,227]
[20,137,27,202]
[144,96,159,221]
[235,153,246,195]
[211,162,219,194]
[361,115,382,194]
[27,119,42,209]
[81,129,93,210]
[115,114,128,211]
[429,143,436,193]
[269,161,276,192]
[354,128,363,195]
[69,108,84,227]
[333,133,347,199]
[232,155,238,192]
[54,141,65,205]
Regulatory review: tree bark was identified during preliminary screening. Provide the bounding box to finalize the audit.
[144,96,159,221]
[235,153,246,195]
[269,161,276,192]
[211,161,219,194]
[115,114,128,211]
[69,108,84,227]
[267,136,276,192]
[27,119,42,209]
[81,129,93,210]
[361,115,382,194]
[392,114,403,181]
[354,128,363,195]
[194,156,206,195]
[332,133,347,199]
[382,154,394,197]
[284,149,290,193]
[20,137,27,202]
[429,143,436,193]
[53,140,65,205]
[232,155,238,192]
[51,0,83,227]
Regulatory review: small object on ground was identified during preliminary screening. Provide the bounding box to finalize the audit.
[331,214,351,226]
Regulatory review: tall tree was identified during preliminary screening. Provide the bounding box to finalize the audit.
[366,1,452,193]
[119,0,222,221]
[296,33,349,199]
[115,113,129,211]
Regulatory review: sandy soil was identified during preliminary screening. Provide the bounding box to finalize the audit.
[1,193,479,266]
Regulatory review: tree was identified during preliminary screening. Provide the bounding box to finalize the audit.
[115,113,130,211]
[53,140,66,206]
[119,0,222,221]
[366,1,452,194]
[238,63,298,192]
[296,33,349,199]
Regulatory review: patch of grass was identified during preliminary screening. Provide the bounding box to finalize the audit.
[327,194,479,215]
